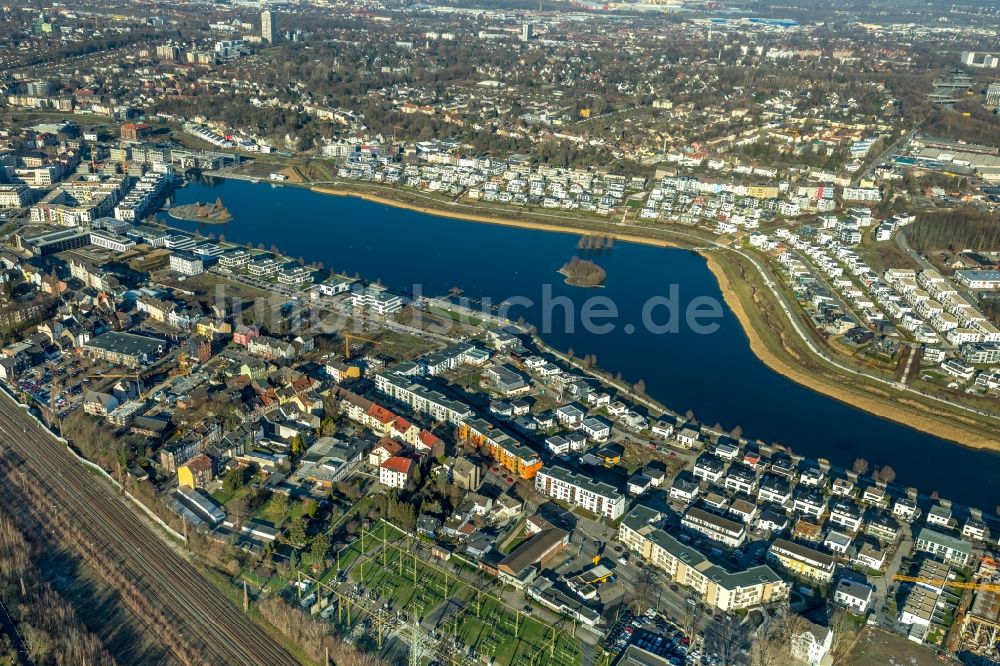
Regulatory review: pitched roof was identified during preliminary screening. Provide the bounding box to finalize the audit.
[381,455,414,475]
[367,403,396,424]
[418,430,442,447]
[374,438,403,456]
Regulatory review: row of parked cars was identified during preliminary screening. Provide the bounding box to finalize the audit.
[604,608,693,663]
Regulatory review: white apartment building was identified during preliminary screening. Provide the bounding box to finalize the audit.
[89,230,136,253]
[535,465,625,520]
[351,286,403,315]
[169,252,205,276]
[681,507,747,548]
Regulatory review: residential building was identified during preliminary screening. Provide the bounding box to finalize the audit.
[618,506,789,612]
[790,621,833,666]
[723,463,757,495]
[169,251,205,275]
[378,372,474,426]
[261,9,277,43]
[580,416,611,442]
[893,497,918,522]
[669,474,700,504]
[0,185,32,209]
[379,455,414,489]
[681,507,746,548]
[767,539,836,583]
[351,286,402,315]
[534,465,625,520]
[458,419,541,479]
[834,578,874,614]
[926,504,954,529]
[758,474,792,506]
[792,488,827,520]
[962,518,988,542]
[900,586,939,628]
[693,454,726,484]
[120,122,153,142]
[914,527,972,566]
[177,454,213,489]
[829,500,863,533]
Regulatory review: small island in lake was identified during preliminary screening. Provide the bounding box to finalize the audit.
[168,196,233,224]
[559,256,606,287]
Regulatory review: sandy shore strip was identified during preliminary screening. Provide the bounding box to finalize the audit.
[308,181,1000,451]
[701,252,1000,452]
[310,185,689,250]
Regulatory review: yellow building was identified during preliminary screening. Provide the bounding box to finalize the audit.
[177,454,214,489]
[767,539,835,583]
[746,185,779,200]
[619,506,789,612]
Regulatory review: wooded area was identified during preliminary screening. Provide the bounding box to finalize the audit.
[0,513,118,665]
[906,207,1000,251]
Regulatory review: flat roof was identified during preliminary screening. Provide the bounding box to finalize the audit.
[84,331,165,358]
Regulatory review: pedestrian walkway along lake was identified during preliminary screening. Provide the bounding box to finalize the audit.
[169,177,1000,508]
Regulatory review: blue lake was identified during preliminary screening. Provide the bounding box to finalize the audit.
[168,178,999,508]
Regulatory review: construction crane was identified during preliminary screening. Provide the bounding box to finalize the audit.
[343,333,379,360]
[892,575,1000,593]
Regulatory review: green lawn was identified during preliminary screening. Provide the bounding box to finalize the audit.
[427,306,484,327]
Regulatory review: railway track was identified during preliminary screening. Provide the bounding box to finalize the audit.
[0,392,300,666]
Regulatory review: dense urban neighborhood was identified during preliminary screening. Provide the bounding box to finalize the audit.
[2,0,1000,665]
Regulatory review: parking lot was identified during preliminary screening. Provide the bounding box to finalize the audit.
[603,608,703,666]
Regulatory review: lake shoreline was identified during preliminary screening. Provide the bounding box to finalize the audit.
[303,181,1000,455]
[701,252,1000,454]
[309,184,689,250]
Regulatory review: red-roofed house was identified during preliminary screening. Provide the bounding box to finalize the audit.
[369,438,404,467]
[417,430,444,458]
[380,456,414,489]
[393,416,419,445]
[366,403,396,437]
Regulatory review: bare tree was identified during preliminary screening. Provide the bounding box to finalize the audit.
[879,465,896,485]
[749,611,808,666]
[852,457,869,475]
[630,568,657,614]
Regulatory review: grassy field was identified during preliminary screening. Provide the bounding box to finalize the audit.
[319,523,583,666]
[426,305,485,327]
[372,330,441,361]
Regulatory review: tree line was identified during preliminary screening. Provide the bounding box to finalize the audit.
[906,207,1000,252]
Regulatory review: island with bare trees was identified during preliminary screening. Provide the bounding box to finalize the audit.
[168,196,233,224]
[559,256,606,287]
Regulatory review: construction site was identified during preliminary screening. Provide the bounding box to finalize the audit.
[958,557,1000,660]
[294,520,588,666]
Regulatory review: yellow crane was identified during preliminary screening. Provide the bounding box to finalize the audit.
[343,333,379,360]
[892,575,1000,593]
